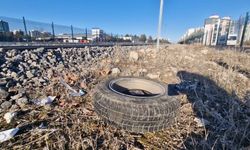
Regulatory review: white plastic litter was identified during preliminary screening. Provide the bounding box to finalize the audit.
[60,79,86,97]
[194,117,209,127]
[0,128,19,143]
[69,89,85,97]
[32,96,56,106]
[4,112,17,124]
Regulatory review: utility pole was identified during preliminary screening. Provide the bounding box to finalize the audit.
[22,17,28,35]
[71,25,74,40]
[85,28,88,40]
[52,22,55,40]
[156,0,164,52]
[240,12,249,48]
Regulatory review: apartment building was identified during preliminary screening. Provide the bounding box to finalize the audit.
[203,15,220,46]
[0,20,10,32]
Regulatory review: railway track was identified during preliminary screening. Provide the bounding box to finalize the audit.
[0,43,149,50]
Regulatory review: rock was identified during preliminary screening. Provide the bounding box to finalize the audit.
[57,64,64,69]
[31,61,37,67]
[11,93,24,100]
[47,69,54,79]
[0,87,9,99]
[147,73,160,79]
[111,68,121,75]
[2,67,8,72]
[39,78,46,83]
[4,111,17,123]
[27,60,32,64]
[47,52,53,57]
[16,97,28,107]
[33,78,42,86]
[80,81,87,89]
[1,101,12,110]
[6,79,16,88]
[26,71,34,79]
[129,51,139,61]
[10,104,19,111]
[11,72,18,79]
[30,53,38,60]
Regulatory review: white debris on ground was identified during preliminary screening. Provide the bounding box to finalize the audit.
[3,112,17,124]
[0,128,19,143]
[32,96,56,106]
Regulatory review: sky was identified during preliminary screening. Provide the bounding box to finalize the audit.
[0,0,249,42]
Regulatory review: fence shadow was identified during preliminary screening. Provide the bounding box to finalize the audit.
[174,71,250,149]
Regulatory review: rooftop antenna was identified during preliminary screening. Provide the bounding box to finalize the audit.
[156,0,164,52]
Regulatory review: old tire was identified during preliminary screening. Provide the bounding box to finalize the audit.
[93,77,180,133]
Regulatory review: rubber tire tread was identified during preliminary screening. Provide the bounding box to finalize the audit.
[93,77,180,133]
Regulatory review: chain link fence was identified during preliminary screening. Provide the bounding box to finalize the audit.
[0,16,92,42]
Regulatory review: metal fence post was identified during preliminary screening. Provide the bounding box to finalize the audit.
[240,12,249,48]
[22,17,28,35]
[71,25,74,40]
[156,0,164,52]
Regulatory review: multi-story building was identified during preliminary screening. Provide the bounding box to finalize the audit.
[217,17,231,45]
[91,28,104,42]
[244,23,250,42]
[180,27,203,42]
[203,15,221,46]
[179,27,204,44]
[0,20,10,32]
[203,15,233,46]
[13,29,24,36]
[229,20,240,35]
[181,28,195,41]
[227,15,250,45]
[123,36,132,41]
[30,30,42,38]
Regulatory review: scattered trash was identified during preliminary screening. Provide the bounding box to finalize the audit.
[194,117,209,127]
[38,122,47,129]
[4,112,17,124]
[32,96,56,106]
[0,128,19,143]
[69,89,85,97]
[60,79,86,97]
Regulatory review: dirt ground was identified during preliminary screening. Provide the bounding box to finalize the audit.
[0,44,250,149]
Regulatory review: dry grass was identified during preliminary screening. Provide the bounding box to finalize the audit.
[0,44,250,149]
